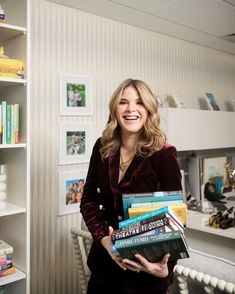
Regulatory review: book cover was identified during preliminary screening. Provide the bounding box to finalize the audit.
[0,266,15,277]
[204,92,220,111]
[122,190,183,219]
[112,215,169,242]
[128,203,187,225]
[112,230,189,263]
[119,206,184,229]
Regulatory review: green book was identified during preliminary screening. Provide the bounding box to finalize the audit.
[112,230,189,263]
[6,104,11,144]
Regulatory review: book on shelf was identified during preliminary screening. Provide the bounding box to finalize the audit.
[204,92,220,111]
[128,202,187,225]
[0,57,24,71]
[122,190,183,219]
[111,229,189,263]
[0,102,20,144]
[0,240,14,277]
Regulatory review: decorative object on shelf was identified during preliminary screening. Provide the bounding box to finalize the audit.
[59,74,92,115]
[58,170,86,216]
[205,206,234,229]
[169,91,186,108]
[59,122,92,165]
[0,5,5,23]
[0,240,15,277]
[202,156,228,187]
[225,162,235,189]
[204,92,220,111]
[0,164,6,203]
[155,94,163,107]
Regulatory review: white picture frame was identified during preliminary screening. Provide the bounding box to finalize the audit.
[58,170,86,216]
[59,122,92,165]
[202,156,228,185]
[59,74,92,115]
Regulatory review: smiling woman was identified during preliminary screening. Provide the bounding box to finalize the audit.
[80,78,182,294]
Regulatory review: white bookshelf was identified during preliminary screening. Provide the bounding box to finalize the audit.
[0,0,30,293]
[160,108,235,151]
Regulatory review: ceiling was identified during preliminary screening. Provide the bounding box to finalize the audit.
[49,0,235,55]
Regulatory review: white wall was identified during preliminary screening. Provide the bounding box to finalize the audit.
[30,0,235,293]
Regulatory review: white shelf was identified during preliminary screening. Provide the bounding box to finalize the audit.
[0,267,26,286]
[0,144,26,149]
[0,78,27,87]
[160,108,235,151]
[0,23,26,42]
[0,201,26,217]
[186,210,235,239]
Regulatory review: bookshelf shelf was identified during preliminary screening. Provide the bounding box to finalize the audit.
[0,267,26,287]
[0,78,27,87]
[0,143,26,149]
[0,23,26,43]
[0,201,26,217]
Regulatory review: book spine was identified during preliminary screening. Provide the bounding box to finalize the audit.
[14,104,19,144]
[10,104,15,144]
[1,101,6,144]
[118,206,170,229]
[131,199,182,207]
[122,190,182,198]
[112,216,169,241]
[0,266,15,277]
[6,104,11,144]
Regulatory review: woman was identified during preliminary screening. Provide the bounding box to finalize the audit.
[80,78,182,294]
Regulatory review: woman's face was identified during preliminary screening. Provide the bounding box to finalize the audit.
[115,86,148,136]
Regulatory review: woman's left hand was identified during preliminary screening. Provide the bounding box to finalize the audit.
[122,253,170,278]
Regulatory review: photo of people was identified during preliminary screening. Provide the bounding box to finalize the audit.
[66,131,85,155]
[66,83,86,107]
[65,177,85,205]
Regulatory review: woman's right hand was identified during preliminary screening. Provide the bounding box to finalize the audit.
[101,226,127,271]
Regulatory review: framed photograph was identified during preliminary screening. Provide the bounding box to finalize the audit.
[60,74,92,115]
[58,170,86,216]
[59,122,92,165]
[230,97,235,111]
[202,156,228,186]
[204,92,220,111]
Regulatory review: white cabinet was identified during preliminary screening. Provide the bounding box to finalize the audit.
[0,0,29,293]
[160,108,235,151]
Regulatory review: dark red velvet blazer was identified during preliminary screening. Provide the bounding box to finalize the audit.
[80,138,182,292]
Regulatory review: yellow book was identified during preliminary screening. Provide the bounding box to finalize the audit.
[0,73,22,79]
[128,203,187,225]
[0,58,24,70]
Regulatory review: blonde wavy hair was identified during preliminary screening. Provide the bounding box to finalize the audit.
[100,78,166,160]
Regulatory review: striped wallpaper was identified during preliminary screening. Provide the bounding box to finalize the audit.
[30,0,235,293]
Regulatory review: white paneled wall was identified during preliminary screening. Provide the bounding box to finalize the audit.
[30,0,235,293]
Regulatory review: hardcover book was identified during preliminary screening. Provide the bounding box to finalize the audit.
[111,230,189,263]
[118,206,184,229]
[122,190,183,219]
[128,203,187,225]
[112,214,169,242]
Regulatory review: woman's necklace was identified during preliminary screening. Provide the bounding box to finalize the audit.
[119,154,134,173]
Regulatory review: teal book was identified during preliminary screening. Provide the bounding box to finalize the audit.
[6,104,11,144]
[118,206,183,229]
[111,230,189,262]
[122,190,183,219]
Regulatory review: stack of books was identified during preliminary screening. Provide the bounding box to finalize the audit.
[0,240,15,277]
[111,205,189,262]
[122,190,187,225]
[111,191,189,263]
[0,47,24,80]
[0,101,19,144]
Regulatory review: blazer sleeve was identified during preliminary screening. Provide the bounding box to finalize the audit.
[80,138,109,243]
[157,144,182,191]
